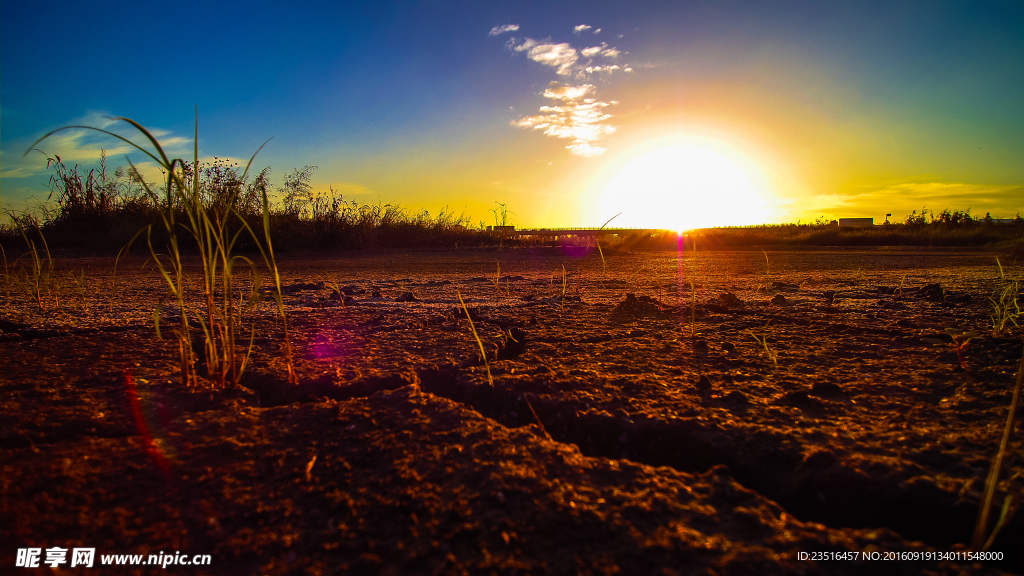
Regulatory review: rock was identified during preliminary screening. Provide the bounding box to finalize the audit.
[717,292,744,308]
[771,281,799,292]
[770,294,786,306]
[396,292,418,303]
[916,283,944,301]
[942,293,971,307]
[823,290,837,304]
[810,381,844,397]
[724,390,749,405]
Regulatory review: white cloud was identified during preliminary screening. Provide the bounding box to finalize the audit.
[488,24,519,36]
[493,26,631,157]
[514,40,578,75]
[594,28,602,34]
[566,141,606,157]
[542,84,594,100]
[584,65,620,74]
[580,43,621,59]
[512,93,615,156]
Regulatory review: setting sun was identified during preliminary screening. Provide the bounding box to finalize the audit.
[598,139,773,231]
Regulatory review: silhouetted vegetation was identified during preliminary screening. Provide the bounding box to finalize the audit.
[2,154,489,254]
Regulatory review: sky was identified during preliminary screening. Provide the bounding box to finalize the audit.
[2,0,1023,230]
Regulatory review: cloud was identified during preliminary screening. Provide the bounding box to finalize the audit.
[802,182,1024,219]
[513,40,578,76]
[512,92,615,156]
[494,26,631,156]
[488,24,519,36]
[1,111,195,181]
[542,84,594,100]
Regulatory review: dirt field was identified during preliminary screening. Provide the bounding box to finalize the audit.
[2,247,1021,574]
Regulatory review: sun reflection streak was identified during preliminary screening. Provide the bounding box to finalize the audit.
[122,368,172,477]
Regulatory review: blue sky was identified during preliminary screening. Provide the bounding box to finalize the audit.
[3,0,1022,228]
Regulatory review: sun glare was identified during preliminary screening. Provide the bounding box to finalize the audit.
[598,139,772,231]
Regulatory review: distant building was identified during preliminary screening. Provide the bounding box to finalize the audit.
[838,218,874,228]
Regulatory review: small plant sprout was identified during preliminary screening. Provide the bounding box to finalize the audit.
[457,291,493,387]
[594,212,621,274]
[755,249,772,295]
[491,260,501,298]
[944,327,979,370]
[561,265,568,308]
[749,322,778,371]
[14,218,57,311]
[896,273,907,298]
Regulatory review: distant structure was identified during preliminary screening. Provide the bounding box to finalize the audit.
[838,218,874,228]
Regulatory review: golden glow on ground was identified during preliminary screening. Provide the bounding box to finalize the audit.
[597,138,773,231]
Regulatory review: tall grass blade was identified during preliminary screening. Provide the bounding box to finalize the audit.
[458,291,492,387]
[972,343,1023,549]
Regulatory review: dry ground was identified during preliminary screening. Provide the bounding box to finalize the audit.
[2,247,1021,574]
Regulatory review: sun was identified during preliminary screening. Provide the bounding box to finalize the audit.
[597,138,772,231]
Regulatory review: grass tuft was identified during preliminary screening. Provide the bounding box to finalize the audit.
[749,322,778,372]
[32,110,294,388]
[989,258,1021,337]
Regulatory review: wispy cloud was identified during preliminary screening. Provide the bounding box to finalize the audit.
[512,39,579,76]
[488,24,519,37]
[542,85,594,100]
[494,26,632,156]
[803,182,1024,219]
[1,111,193,180]
[512,84,615,157]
